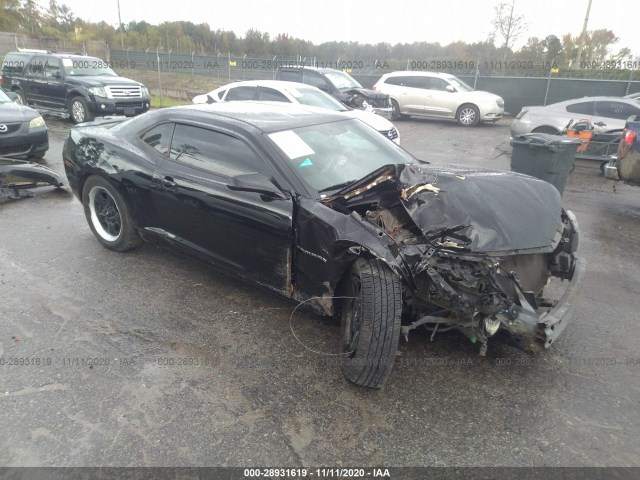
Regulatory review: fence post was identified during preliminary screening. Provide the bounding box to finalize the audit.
[625,68,633,96]
[543,67,553,106]
[156,47,163,108]
[473,58,480,89]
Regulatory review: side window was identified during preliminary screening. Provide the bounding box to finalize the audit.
[258,87,289,102]
[278,70,300,82]
[1,54,28,76]
[302,70,329,90]
[141,122,175,156]
[27,56,47,76]
[403,76,429,89]
[595,101,640,120]
[216,89,226,100]
[169,124,270,177]
[566,101,594,115]
[428,78,449,91]
[225,86,257,101]
[384,77,404,86]
[44,57,60,77]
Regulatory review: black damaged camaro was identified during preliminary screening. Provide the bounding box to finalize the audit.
[63,103,585,388]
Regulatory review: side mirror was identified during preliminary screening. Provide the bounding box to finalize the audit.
[445,85,456,93]
[54,70,61,78]
[227,172,286,199]
[6,91,18,102]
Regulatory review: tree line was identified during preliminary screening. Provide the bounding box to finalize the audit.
[0,0,633,68]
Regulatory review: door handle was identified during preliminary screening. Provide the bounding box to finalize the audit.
[594,122,606,127]
[162,176,177,188]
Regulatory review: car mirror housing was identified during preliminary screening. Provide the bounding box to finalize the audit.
[446,85,456,93]
[227,172,286,199]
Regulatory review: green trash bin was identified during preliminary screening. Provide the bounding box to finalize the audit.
[510,133,581,195]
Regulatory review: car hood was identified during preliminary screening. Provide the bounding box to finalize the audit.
[66,76,143,87]
[460,90,502,102]
[0,102,40,123]
[333,163,562,253]
[345,109,395,131]
[338,87,388,99]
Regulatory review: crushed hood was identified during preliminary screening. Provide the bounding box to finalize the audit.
[338,87,388,99]
[397,164,562,253]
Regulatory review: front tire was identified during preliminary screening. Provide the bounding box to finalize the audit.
[69,96,94,124]
[456,104,480,127]
[340,258,402,388]
[391,99,402,121]
[82,175,142,252]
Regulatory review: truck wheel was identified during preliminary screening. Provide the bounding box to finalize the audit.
[340,257,402,388]
[456,104,480,127]
[82,175,142,252]
[69,96,94,124]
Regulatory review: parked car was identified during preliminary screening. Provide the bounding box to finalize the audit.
[0,88,48,158]
[192,80,400,144]
[372,71,504,126]
[63,102,584,388]
[605,114,640,184]
[510,96,640,137]
[274,66,392,118]
[1,50,150,124]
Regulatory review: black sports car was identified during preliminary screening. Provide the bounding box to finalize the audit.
[0,89,48,159]
[63,103,585,388]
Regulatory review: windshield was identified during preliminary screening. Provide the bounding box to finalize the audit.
[323,71,362,90]
[289,88,347,111]
[267,119,415,194]
[444,75,473,92]
[0,89,11,103]
[61,58,117,77]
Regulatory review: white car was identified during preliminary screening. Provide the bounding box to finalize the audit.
[373,71,504,126]
[193,80,400,144]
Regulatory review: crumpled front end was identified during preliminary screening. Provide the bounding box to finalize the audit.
[326,163,585,354]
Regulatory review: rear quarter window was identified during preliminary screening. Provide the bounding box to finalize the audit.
[278,70,300,82]
[1,54,30,76]
[566,101,595,115]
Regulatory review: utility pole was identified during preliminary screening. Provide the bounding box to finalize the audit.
[117,0,124,50]
[574,0,593,68]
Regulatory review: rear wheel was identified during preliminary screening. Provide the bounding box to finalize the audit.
[69,96,94,124]
[82,175,142,252]
[456,104,480,127]
[340,258,402,388]
[13,89,26,105]
[532,126,559,134]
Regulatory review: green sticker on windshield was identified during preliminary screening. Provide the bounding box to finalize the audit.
[299,158,313,168]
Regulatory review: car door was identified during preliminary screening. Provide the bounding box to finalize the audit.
[395,76,430,114]
[593,100,640,133]
[23,55,48,106]
[422,77,457,118]
[150,122,293,292]
[42,57,66,108]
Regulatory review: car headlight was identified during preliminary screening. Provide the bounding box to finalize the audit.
[88,86,107,97]
[496,98,504,108]
[29,115,45,130]
[141,86,149,97]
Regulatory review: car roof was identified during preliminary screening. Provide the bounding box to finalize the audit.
[218,80,319,91]
[382,71,454,78]
[279,65,343,74]
[544,96,640,107]
[173,101,347,132]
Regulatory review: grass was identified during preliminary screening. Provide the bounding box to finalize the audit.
[150,95,192,108]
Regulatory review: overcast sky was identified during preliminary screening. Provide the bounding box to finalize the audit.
[47,0,638,56]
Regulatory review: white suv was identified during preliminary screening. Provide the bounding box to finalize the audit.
[373,71,504,126]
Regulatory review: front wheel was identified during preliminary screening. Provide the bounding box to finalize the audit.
[69,96,94,124]
[340,258,402,388]
[391,99,406,121]
[82,175,142,252]
[456,104,480,127]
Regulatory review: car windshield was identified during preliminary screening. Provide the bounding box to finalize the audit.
[0,89,12,103]
[288,88,348,111]
[444,75,473,92]
[267,118,415,194]
[60,58,117,77]
[323,71,362,90]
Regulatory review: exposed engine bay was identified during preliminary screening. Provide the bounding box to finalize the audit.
[321,163,583,354]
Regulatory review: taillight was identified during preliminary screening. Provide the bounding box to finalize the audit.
[0,74,3,86]
[623,128,636,145]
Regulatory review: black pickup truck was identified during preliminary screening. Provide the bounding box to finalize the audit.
[274,66,392,118]
[1,50,150,124]
[605,115,640,184]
